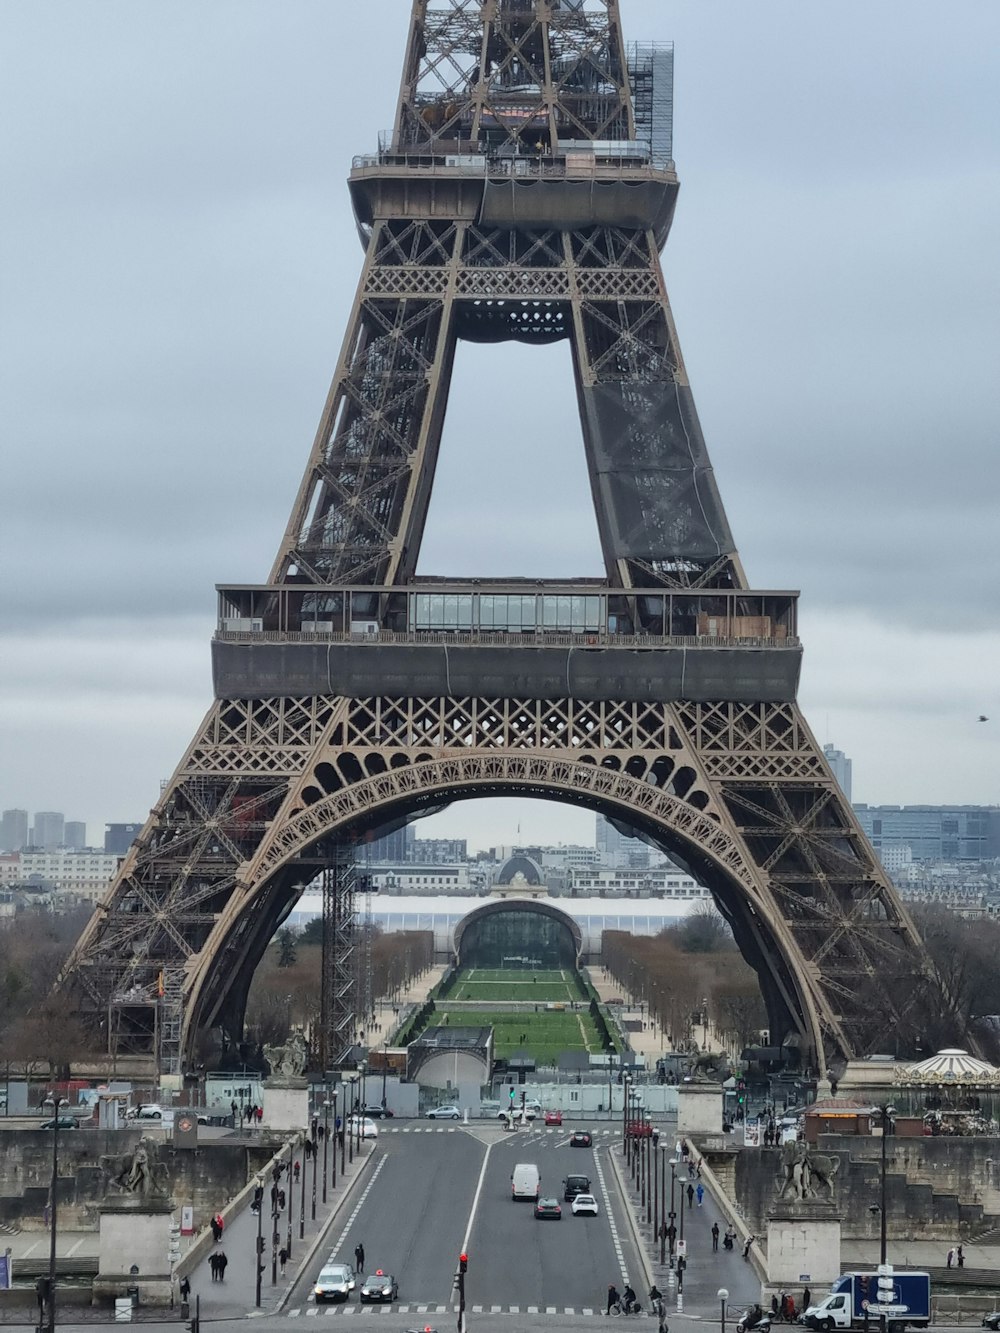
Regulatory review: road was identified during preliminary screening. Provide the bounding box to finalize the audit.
[284,1123,642,1317]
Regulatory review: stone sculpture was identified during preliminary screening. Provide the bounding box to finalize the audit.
[101,1136,171,1200]
[264,1030,308,1079]
[775,1140,840,1201]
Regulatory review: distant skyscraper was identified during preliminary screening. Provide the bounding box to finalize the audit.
[822,743,852,802]
[1,809,29,852]
[596,814,650,868]
[64,821,87,850]
[366,824,416,863]
[853,805,1000,863]
[104,823,143,856]
[32,811,65,850]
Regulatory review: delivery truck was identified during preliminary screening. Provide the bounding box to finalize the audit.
[802,1271,931,1333]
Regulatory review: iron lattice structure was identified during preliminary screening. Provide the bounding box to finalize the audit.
[59,0,945,1077]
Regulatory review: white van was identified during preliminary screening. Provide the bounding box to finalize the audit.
[511,1162,540,1201]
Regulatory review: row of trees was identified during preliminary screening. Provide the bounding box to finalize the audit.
[603,902,1000,1062]
[0,905,96,1076]
[602,906,767,1053]
[244,923,434,1049]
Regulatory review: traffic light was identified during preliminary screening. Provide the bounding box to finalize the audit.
[459,1253,468,1274]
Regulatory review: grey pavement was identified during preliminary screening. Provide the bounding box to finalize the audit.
[186,1138,376,1319]
[613,1141,761,1319]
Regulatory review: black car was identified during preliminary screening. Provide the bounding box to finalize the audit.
[563,1173,591,1201]
[981,1315,1000,1331]
[570,1130,592,1147]
[359,1271,398,1304]
[363,1105,394,1119]
[534,1197,562,1220]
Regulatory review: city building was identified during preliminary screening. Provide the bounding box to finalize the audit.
[104,823,143,855]
[0,809,29,852]
[372,863,486,895]
[823,743,852,802]
[853,804,1000,863]
[596,813,651,868]
[31,811,65,851]
[567,867,708,899]
[64,821,87,850]
[366,824,416,863]
[13,850,121,903]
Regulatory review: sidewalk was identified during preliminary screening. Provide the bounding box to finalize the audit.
[611,1139,761,1318]
[184,1139,377,1318]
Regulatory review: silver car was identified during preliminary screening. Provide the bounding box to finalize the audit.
[314,1262,356,1303]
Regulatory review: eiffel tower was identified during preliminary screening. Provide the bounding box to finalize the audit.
[60,0,939,1079]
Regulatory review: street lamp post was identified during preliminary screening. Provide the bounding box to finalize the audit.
[310,1115,318,1220]
[331,1088,338,1190]
[875,1104,895,1333]
[718,1287,729,1333]
[652,1140,658,1235]
[339,1086,346,1177]
[646,1133,653,1224]
[322,1098,331,1204]
[254,1182,264,1308]
[622,1074,630,1154]
[42,1094,68,1333]
[659,1147,667,1265]
[285,1146,294,1261]
[348,1079,355,1164]
[270,1161,283,1286]
[298,1140,306,1240]
[668,1154,678,1269]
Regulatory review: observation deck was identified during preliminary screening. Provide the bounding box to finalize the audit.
[349,143,679,247]
[212,582,801,704]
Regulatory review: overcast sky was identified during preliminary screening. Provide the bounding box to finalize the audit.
[2,1,998,854]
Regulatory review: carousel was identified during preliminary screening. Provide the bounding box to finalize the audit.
[892,1048,1000,1132]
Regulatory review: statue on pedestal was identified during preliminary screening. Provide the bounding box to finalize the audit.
[264,1030,308,1079]
[775,1140,840,1202]
[101,1136,171,1200]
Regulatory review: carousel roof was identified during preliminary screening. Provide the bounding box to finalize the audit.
[895,1048,1000,1086]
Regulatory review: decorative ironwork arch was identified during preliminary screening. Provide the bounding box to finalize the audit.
[182,751,827,1071]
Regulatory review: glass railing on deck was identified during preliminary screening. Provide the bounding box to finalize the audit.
[215,584,798,646]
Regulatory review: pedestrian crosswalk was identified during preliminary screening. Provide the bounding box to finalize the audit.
[287,1304,602,1318]
[379,1126,619,1136]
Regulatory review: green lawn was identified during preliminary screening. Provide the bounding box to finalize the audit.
[435,1005,602,1066]
[452,967,577,1002]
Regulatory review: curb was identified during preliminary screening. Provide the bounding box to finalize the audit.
[275,1143,379,1313]
[177,1133,299,1279]
[607,1141,655,1296]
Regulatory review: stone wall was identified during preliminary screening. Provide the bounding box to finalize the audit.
[0,1130,276,1231]
[723,1136,1000,1242]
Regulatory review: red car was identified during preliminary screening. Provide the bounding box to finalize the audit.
[626,1118,654,1138]
[544,1110,563,1126]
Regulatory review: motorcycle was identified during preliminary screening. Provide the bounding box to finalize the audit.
[737,1310,772,1333]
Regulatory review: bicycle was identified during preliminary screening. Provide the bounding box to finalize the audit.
[610,1299,643,1317]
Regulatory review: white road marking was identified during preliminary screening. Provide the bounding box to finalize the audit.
[325,1152,389,1261]
[288,1309,301,1317]
[306,1308,318,1316]
[592,1144,630,1287]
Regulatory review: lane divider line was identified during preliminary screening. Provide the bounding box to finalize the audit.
[592,1144,630,1288]
[326,1153,389,1260]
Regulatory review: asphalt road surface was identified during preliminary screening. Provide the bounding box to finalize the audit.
[286,1123,642,1316]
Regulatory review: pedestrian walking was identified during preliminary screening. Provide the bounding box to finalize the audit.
[696,1183,704,1207]
[278,1188,286,1210]
[179,1275,191,1302]
[802,1287,811,1312]
[230,1100,237,1122]
[293,1160,301,1183]
[210,1216,222,1243]
[686,1183,694,1207]
[355,1242,365,1273]
[743,1234,754,1260]
[209,1254,219,1282]
[711,1222,720,1251]
[957,1246,965,1268]
[946,1247,954,1269]
[279,1247,288,1276]
[688,1161,695,1179]
[607,1283,620,1315]
[217,1252,228,1282]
